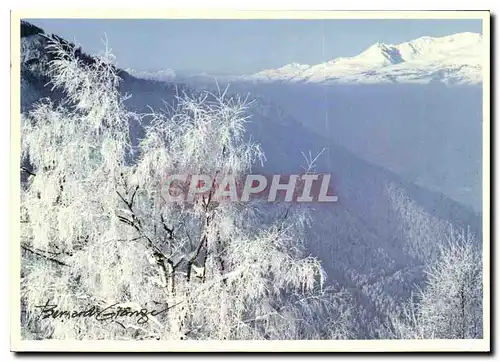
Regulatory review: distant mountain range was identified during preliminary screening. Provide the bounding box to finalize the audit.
[244,32,484,85]
[129,32,483,86]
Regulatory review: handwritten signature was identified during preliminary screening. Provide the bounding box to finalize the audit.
[35,300,175,325]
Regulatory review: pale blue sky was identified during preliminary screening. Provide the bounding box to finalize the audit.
[26,19,482,74]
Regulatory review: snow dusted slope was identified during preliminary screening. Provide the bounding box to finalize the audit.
[246,32,483,85]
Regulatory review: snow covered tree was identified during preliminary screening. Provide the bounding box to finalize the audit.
[20,37,351,340]
[386,227,483,339]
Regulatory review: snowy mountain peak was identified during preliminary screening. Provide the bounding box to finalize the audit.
[245,32,483,85]
[283,62,310,70]
[397,32,482,61]
[252,62,311,82]
[354,42,404,66]
[409,32,481,47]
